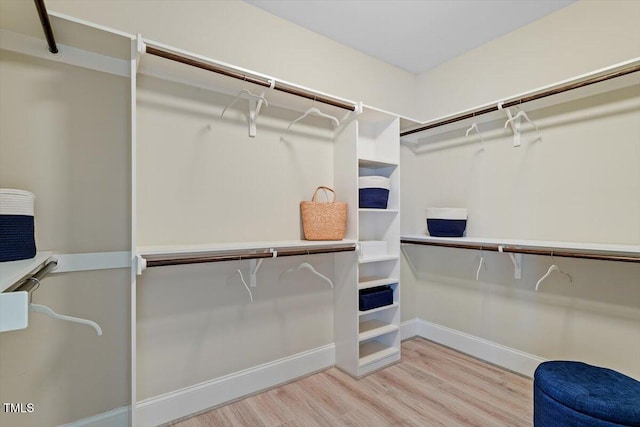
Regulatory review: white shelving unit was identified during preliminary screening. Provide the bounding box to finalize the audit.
[334,107,401,378]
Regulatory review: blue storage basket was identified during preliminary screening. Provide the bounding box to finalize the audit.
[359,285,394,311]
[359,176,390,209]
[426,208,467,237]
[0,189,36,262]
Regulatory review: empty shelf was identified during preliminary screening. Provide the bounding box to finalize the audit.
[359,255,399,264]
[359,341,400,367]
[358,320,399,342]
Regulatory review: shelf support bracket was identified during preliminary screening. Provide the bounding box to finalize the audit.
[499,245,522,279]
[136,254,147,275]
[135,33,145,73]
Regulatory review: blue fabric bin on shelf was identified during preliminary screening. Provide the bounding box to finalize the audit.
[534,361,640,427]
[359,285,394,311]
[359,176,390,209]
[0,189,36,262]
[426,208,467,237]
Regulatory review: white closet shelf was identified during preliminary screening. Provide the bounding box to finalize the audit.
[0,252,53,293]
[358,158,398,169]
[358,276,399,290]
[0,5,134,60]
[0,251,132,293]
[359,302,399,316]
[359,255,399,264]
[358,208,399,214]
[359,340,400,368]
[401,235,640,262]
[358,320,399,342]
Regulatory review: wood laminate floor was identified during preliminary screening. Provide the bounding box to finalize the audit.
[170,338,533,426]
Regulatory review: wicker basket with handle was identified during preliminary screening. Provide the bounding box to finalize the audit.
[300,186,347,240]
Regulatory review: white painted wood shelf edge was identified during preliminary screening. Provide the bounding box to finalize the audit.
[401,235,640,256]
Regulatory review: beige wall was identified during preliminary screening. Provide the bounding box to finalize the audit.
[0,51,130,426]
[401,0,640,379]
[48,0,419,119]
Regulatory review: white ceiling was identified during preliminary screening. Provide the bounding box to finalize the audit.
[243,0,575,74]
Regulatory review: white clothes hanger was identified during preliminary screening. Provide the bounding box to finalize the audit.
[220,88,269,118]
[282,262,334,289]
[230,269,254,302]
[504,110,540,139]
[535,263,572,291]
[475,248,485,281]
[287,107,340,130]
[29,303,102,336]
[466,122,485,148]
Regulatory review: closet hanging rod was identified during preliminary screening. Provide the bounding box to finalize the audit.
[144,45,357,112]
[401,63,640,137]
[143,245,356,268]
[400,239,640,263]
[33,0,58,54]
[11,259,59,294]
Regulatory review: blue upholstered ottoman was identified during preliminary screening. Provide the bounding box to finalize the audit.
[534,361,640,426]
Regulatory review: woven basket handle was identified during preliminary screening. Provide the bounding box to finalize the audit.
[311,186,336,202]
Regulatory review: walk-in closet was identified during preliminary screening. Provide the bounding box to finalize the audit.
[1,1,639,426]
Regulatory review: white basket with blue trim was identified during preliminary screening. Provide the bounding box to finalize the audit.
[0,189,36,262]
[358,176,390,209]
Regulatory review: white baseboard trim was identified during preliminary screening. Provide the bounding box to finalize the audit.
[57,406,128,427]
[400,318,419,340]
[136,343,335,427]
[410,318,546,377]
[63,321,543,426]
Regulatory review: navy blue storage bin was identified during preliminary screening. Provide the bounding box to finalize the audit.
[0,189,36,262]
[427,219,467,237]
[359,188,389,209]
[426,208,467,237]
[359,176,390,209]
[0,215,36,262]
[359,285,394,311]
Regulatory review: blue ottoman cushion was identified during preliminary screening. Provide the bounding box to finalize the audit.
[534,361,640,426]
